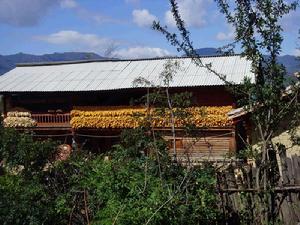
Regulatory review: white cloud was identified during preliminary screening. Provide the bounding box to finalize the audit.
[113,46,172,59]
[36,30,119,54]
[125,0,140,4]
[0,0,121,27]
[165,10,176,27]
[65,2,120,25]
[36,30,172,59]
[60,0,77,9]
[132,9,157,27]
[216,25,235,41]
[0,0,59,27]
[164,0,212,28]
[294,49,300,57]
[76,9,117,24]
[281,10,300,33]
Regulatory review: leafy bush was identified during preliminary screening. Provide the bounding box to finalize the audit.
[0,128,56,175]
[0,127,221,225]
[0,127,60,225]
[0,174,59,225]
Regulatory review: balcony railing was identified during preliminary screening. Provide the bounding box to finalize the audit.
[32,113,71,127]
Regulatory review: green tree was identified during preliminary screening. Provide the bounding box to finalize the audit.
[0,128,56,176]
[153,0,300,224]
[0,128,59,225]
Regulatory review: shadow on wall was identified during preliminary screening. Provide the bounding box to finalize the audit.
[251,118,300,157]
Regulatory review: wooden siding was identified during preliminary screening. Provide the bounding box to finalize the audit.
[164,129,235,161]
[4,86,234,113]
[2,85,239,161]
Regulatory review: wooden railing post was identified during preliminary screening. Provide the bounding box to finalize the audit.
[31,113,71,127]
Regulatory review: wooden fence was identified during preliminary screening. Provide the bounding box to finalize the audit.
[216,153,300,225]
[32,113,71,127]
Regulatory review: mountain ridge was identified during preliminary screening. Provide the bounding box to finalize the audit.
[0,49,299,76]
[193,48,299,76]
[0,52,105,75]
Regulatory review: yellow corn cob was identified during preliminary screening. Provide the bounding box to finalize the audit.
[70,106,233,129]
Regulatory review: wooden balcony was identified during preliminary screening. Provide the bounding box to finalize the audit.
[32,113,71,128]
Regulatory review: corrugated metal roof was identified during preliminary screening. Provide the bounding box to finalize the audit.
[0,55,254,93]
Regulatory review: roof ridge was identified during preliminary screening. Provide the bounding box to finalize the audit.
[16,54,242,67]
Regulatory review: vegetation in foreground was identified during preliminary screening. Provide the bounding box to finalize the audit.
[0,126,219,225]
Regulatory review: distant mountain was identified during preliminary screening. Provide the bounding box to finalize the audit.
[194,48,221,56]
[1,50,299,77]
[0,55,13,75]
[193,48,300,76]
[276,55,299,76]
[182,48,223,57]
[0,52,105,75]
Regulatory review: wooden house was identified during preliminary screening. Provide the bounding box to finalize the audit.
[0,55,254,161]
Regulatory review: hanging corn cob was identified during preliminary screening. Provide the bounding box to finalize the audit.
[70,106,233,129]
[4,111,37,128]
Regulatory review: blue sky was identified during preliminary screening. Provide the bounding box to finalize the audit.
[0,0,299,58]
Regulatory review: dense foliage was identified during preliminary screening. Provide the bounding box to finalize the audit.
[0,126,220,225]
[0,127,58,225]
[153,0,300,224]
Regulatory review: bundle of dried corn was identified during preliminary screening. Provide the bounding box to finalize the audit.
[70,106,233,129]
[4,111,37,128]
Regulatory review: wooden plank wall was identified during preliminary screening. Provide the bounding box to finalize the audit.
[164,129,236,161]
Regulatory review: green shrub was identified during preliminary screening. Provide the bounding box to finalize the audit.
[0,127,220,225]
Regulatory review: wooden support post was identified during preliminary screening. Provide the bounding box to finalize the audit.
[229,129,236,154]
[244,117,252,145]
[71,128,77,151]
[2,95,7,116]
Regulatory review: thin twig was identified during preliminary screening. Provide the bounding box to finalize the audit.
[144,171,190,225]
[112,204,125,225]
[83,189,90,225]
[68,195,77,225]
